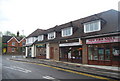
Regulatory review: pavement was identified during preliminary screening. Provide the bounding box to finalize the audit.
[9,55,120,80]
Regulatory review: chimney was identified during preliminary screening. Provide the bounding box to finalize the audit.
[17,31,19,37]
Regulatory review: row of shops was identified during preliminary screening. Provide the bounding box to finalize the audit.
[25,9,120,66]
[26,35,120,66]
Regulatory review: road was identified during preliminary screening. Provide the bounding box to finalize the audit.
[1,55,113,81]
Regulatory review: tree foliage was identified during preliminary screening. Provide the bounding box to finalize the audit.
[3,31,26,37]
[0,31,2,37]
[4,31,16,36]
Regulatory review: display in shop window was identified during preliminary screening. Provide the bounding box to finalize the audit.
[68,52,71,59]
[98,48,104,60]
[113,48,120,56]
[105,49,110,60]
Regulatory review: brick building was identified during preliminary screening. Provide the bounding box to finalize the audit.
[2,35,26,54]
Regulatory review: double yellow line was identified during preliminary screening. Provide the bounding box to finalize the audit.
[11,59,118,81]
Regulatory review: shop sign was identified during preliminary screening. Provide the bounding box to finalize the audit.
[86,36,120,44]
[59,42,82,47]
[36,44,45,47]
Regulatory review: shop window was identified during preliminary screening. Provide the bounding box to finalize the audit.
[105,48,110,61]
[93,46,98,60]
[112,44,120,61]
[98,48,104,60]
[105,45,111,61]
[88,45,94,60]
[88,45,98,60]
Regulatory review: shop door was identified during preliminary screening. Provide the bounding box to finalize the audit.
[71,49,82,63]
[104,48,111,65]
[98,47,111,65]
[28,48,31,57]
[50,47,54,59]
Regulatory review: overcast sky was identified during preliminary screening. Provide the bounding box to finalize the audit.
[0,0,119,36]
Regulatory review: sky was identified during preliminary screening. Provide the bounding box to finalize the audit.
[0,0,119,36]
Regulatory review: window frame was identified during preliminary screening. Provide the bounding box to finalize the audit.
[26,37,37,44]
[12,48,15,52]
[48,32,56,40]
[12,42,15,46]
[22,42,25,46]
[38,35,44,41]
[84,20,101,33]
[61,27,73,37]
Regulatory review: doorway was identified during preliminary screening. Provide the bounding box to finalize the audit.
[50,47,54,59]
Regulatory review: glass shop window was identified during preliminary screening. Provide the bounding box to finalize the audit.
[88,45,98,60]
[98,48,104,60]
[105,48,111,61]
[105,45,111,61]
[88,45,94,60]
[112,43,120,61]
[93,45,98,60]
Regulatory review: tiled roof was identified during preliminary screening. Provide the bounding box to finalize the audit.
[2,35,25,43]
[2,36,12,43]
[29,9,119,44]
[27,29,45,38]
[15,36,24,41]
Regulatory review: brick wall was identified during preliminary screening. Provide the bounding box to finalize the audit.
[82,39,88,64]
[49,43,59,61]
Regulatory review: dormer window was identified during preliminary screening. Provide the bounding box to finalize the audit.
[38,35,44,41]
[62,27,73,37]
[48,32,56,40]
[26,37,37,44]
[84,20,101,33]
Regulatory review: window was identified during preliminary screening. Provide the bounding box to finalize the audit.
[12,48,15,52]
[38,35,44,41]
[88,45,98,60]
[98,48,104,60]
[62,27,73,37]
[26,37,37,44]
[22,42,25,46]
[12,42,15,46]
[112,43,120,61]
[84,20,101,33]
[48,32,56,40]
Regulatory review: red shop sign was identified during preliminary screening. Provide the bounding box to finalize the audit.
[86,36,120,44]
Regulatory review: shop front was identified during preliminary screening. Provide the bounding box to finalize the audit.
[36,43,46,59]
[86,36,120,66]
[59,38,82,63]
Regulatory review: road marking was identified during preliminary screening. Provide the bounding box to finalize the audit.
[12,56,16,58]
[43,76,61,81]
[10,59,117,81]
[4,66,31,73]
[43,76,55,80]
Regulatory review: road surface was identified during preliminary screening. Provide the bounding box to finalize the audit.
[1,55,113,81]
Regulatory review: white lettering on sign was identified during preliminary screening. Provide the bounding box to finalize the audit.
[59,42,82,47]
[86,36,120,44]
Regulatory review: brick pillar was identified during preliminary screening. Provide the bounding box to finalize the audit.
[82,39,88,64]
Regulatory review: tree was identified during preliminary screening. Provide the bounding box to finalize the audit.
[20,35,26,38]
[0,33,2,54]
[4,31,16,36]
[0,31,2,37]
